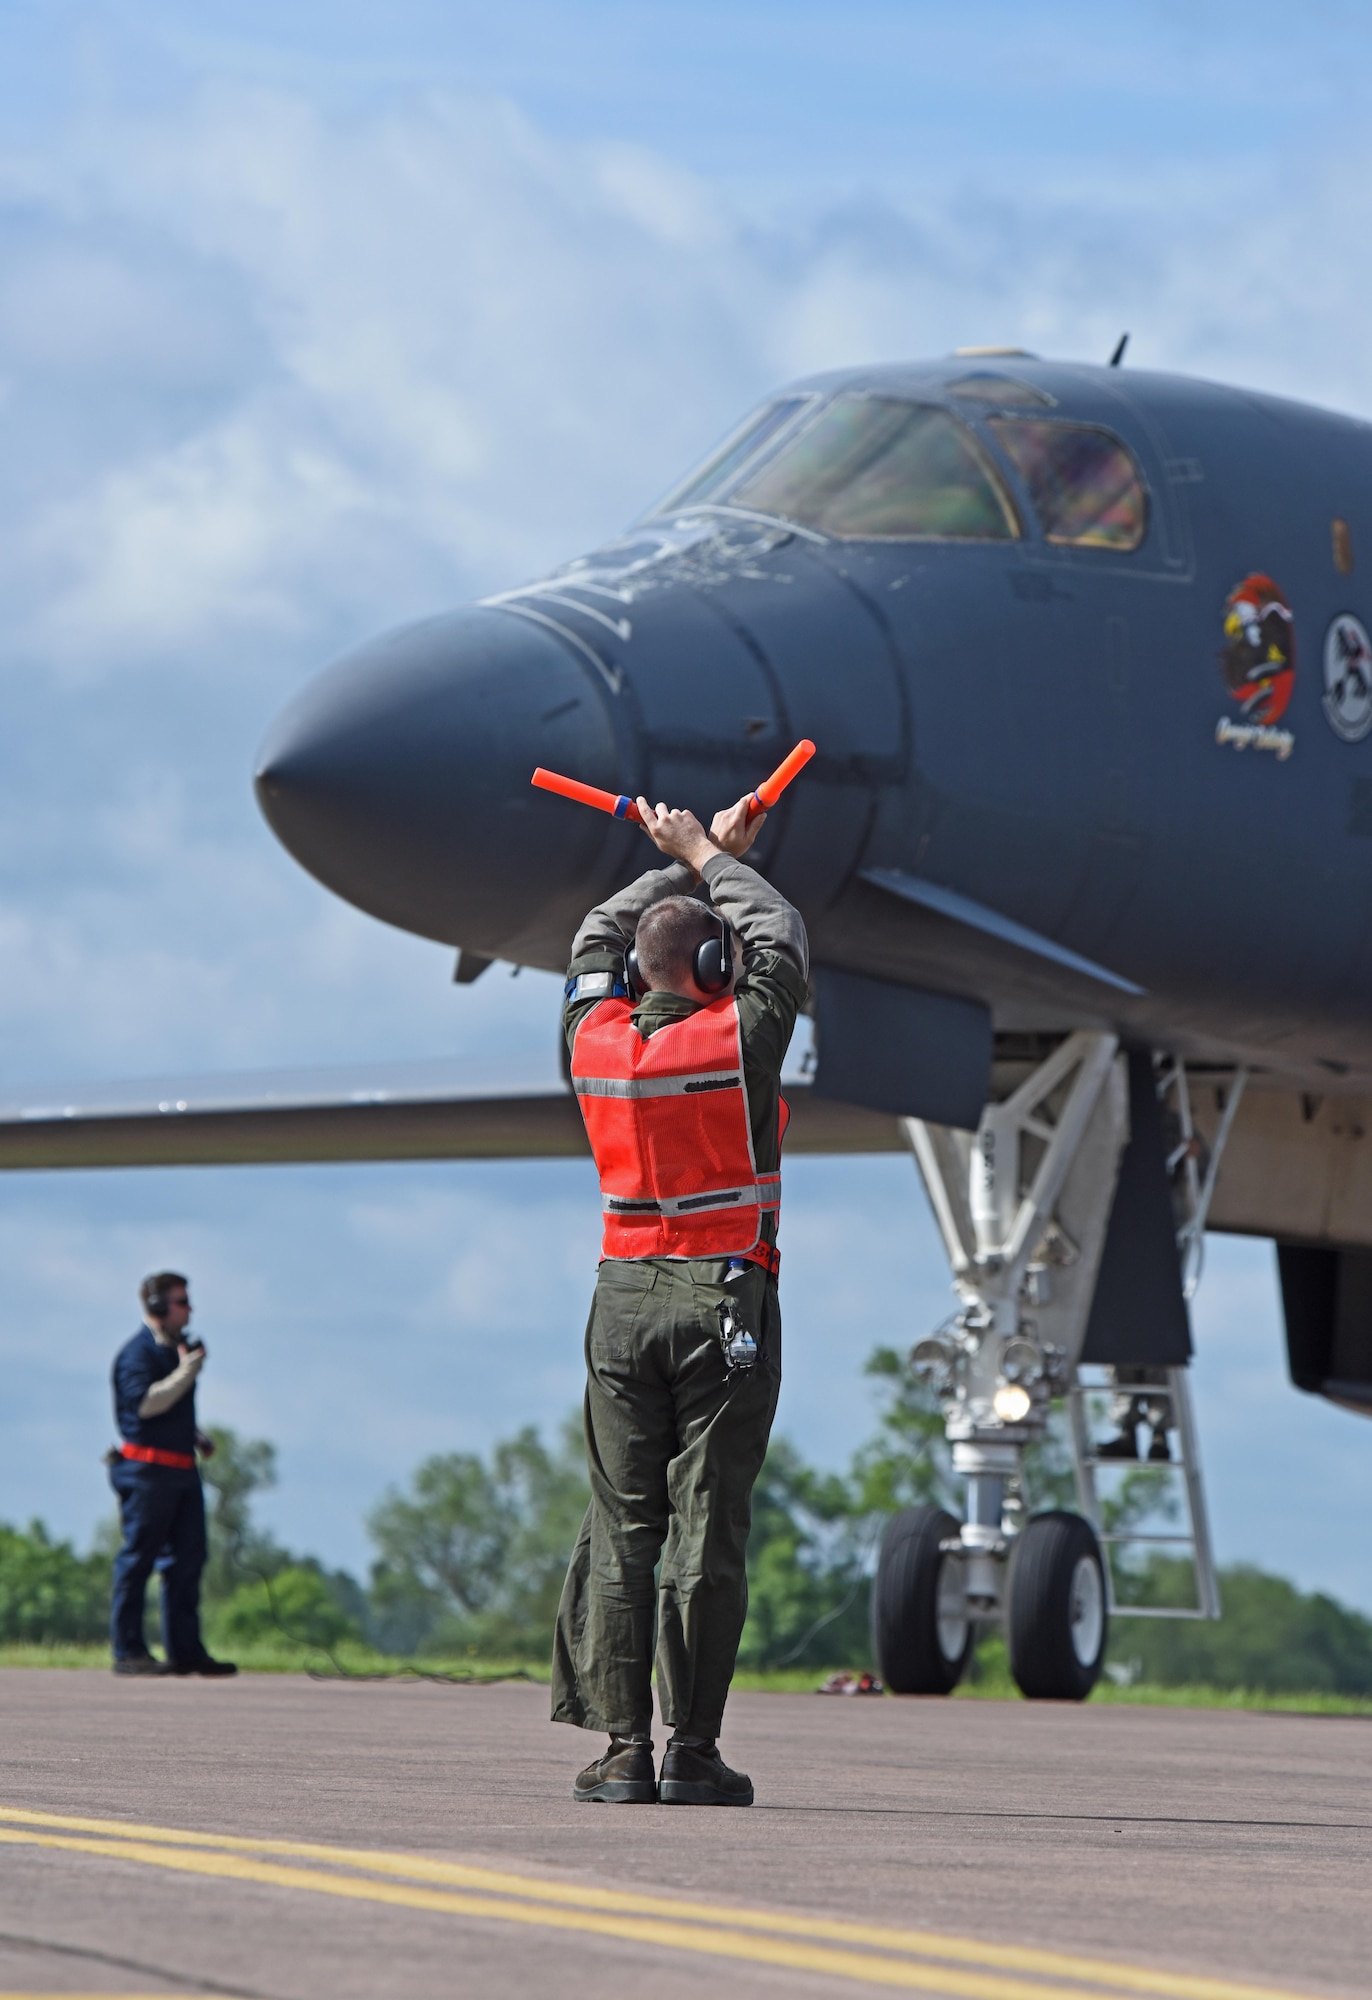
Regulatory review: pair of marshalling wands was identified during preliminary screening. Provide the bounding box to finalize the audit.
[531,739,816,826]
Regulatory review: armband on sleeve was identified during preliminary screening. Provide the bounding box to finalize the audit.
[564,970,628,1003]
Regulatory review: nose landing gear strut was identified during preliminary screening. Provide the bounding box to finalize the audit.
[874,1032,1130,1701]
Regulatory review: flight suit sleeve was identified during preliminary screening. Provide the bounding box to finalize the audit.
[698,854,809,982]
[699,854,810,1084]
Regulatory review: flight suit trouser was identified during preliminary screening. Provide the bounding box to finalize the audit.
[551,1256,781,1742]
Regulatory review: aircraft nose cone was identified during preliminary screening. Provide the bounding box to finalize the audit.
[255,607,622,960]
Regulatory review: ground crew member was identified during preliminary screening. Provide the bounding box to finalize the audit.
[108,1272,236,1677]
[552,789,808,1806]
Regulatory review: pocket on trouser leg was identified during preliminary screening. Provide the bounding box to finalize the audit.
[588,1262,656,1370]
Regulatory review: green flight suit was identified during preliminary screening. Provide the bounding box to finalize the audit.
[551,851,808,1741]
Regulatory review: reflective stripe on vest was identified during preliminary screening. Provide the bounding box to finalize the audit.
[574,1072,741,1099]
[603,1177,780,1218]
[572,994,785,1263]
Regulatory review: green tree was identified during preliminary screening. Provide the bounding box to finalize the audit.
[1108,1560,1372,1695]
[367,1564,442,1658]
[0,1521,109,1643]
[847,1347,960,1517]
[211,1565,357,1653]
[196,1426,368,1655]
[366,1452,508,1628]
[738,1439,870,1668]
[482,1416,595,1652]
[199,1426,287,1604]
[365,1417,590,1657]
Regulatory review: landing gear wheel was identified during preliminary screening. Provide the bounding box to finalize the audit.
[1007,1510,1107,1701]
[871,1506,973,1694]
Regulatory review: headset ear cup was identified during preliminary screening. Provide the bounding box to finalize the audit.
[694,934,729,994]
[625,944,646,1000]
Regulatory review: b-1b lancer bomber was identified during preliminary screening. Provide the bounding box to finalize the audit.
[13,347,1372,1701]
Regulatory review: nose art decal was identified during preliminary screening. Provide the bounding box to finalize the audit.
[1215,571,1296,761]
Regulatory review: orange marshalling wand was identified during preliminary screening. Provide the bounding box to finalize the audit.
[529,768,644,822]
[750,737,816,815]
[531,739,816,826]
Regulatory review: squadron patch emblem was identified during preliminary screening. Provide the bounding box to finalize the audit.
[1322,613,1372,743]
[1215,573,1296,760]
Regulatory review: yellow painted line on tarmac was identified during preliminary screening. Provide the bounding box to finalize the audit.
[0,1805,1321,2000]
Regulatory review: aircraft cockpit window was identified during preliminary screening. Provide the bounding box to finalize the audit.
[650,396,816,515]
[727,395,1020,540]
[989,419,1147,551]
[948,374,1055,408]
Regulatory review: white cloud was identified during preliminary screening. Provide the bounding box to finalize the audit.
[8,75,1372,689]
[28,404,372,668]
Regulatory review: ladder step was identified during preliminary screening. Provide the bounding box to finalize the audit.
[1098,1532,1194,1545]
[1109,1606,1210,1621]
[1083,1454,1180,1468]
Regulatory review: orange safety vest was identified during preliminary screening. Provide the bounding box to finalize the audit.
[572,995,788,1271]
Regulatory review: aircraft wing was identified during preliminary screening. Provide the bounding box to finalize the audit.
[0,1059,904,1170]
[12,1056,1372,1264]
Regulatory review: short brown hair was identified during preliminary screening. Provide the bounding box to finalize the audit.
[140,1270,188,1312]
[635,897,719,991]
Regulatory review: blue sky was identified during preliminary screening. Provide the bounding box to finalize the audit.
[1,0,1370,1608]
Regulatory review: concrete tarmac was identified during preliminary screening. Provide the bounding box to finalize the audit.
[0,1670,1367,1999]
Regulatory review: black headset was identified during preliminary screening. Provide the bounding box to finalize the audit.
[625,910,732,1002]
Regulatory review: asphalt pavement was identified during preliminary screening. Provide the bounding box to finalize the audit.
[0,1670,1367,1999]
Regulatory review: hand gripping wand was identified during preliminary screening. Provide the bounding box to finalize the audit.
[530,738,816,824]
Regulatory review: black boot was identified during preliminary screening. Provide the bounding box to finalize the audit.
[168,1653,238,1677]
[658,1737,753,1807]
[1096,1426,1139,1461]
[1147,1427,1172,1463]
[573,1736,657,1804]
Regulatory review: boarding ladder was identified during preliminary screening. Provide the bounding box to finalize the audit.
[1067,1364,1221,1619]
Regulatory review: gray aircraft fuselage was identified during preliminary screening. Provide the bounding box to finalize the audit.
[255,354,1372,1097]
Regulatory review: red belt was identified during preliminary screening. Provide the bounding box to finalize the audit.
[120,1442,196,1470]
[742,1243,781,1280]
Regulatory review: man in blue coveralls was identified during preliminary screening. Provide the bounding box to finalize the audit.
[108,1271,236,1677]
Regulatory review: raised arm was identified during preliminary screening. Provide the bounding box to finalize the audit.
[699,853,808,980]
[137,1347,205,1419]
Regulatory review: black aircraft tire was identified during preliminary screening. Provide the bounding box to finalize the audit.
[1007,1510,1108,1701]
[870,1506,973,1695]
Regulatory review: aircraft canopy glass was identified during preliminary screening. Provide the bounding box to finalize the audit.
[728,395,1020,540]
[651,396,815,514]
[989,419,1147,550]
